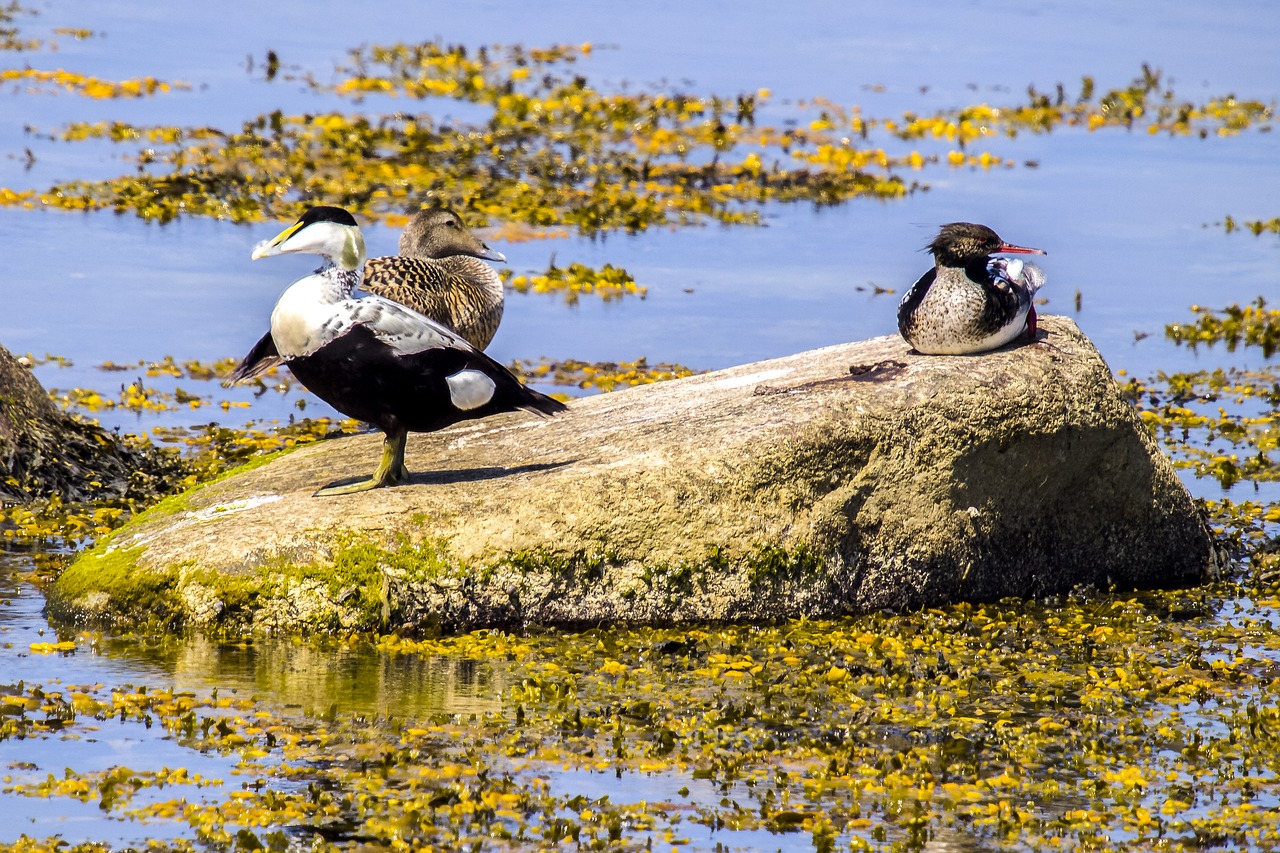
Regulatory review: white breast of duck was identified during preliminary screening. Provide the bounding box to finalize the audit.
[270,266,361,358]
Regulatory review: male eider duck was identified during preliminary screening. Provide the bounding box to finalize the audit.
[897,222,1047,355]
[226,208,507,383]
[224,205,565,496]
[362,206,507,350]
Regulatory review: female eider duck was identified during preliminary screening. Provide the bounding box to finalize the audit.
[225,207,507,383]
[897,222,1047,355]
[224,205,565,497]
[362,206,507,350]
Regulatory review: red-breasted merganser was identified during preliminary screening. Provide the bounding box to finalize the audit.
[897,222,1047,355]
[224,205,565,496]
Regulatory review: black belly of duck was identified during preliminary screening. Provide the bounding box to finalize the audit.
[287,325,561,435]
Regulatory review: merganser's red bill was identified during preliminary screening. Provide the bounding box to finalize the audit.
[997,242,1047,255]
[898,222,1049,355]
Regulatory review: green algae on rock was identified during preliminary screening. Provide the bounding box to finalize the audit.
[48,317,1219,634]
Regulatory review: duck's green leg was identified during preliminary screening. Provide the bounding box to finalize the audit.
[315,427,409,497]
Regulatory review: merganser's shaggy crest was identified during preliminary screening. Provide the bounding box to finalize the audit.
[224,206,565,496]
[362,206,507,350]
[897,222,1047,355]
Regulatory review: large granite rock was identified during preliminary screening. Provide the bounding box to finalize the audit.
[49,316,1219,634]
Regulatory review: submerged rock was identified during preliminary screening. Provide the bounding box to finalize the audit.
[50,316,1219,634]
[0,344,182,504]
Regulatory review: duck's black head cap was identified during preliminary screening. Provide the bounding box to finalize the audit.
[926,222,1003,265]
[297,205,359,228]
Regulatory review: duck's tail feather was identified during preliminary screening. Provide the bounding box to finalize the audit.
[222,332,283,387]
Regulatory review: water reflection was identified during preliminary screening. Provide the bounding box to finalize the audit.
[1,553,509,845]
[2,2,1277,848]
[922,827,996,852]
[159,634,505,717]
[1,554,503,718]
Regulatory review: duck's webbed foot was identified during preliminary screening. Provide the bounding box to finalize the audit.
[314,428,409,497]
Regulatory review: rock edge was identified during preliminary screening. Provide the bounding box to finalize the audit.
[49,317,1219,634]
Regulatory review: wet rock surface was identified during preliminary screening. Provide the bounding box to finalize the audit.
[51,316,1219,633]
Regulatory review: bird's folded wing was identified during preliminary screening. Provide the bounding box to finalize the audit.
[340,296,474,355]
[989,258,1047,296]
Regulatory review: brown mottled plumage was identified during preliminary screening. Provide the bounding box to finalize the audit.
[362,207,506,350]
[225,207,507,386]
[224,205,564,496]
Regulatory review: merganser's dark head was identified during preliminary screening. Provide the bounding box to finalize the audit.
[927,222,1046,267]
[399,206,506,263]
[252,205,366,271]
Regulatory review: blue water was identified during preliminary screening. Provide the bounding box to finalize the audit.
[4,0,1277,404]
[2,1,1278,847]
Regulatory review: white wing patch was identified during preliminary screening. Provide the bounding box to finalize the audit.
[1018,261,1047,296]
[989,258,1047,298]
[446,369,497,410]
[997,258,1024,283]
[344,298,470,355]
[270,272,475,358]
